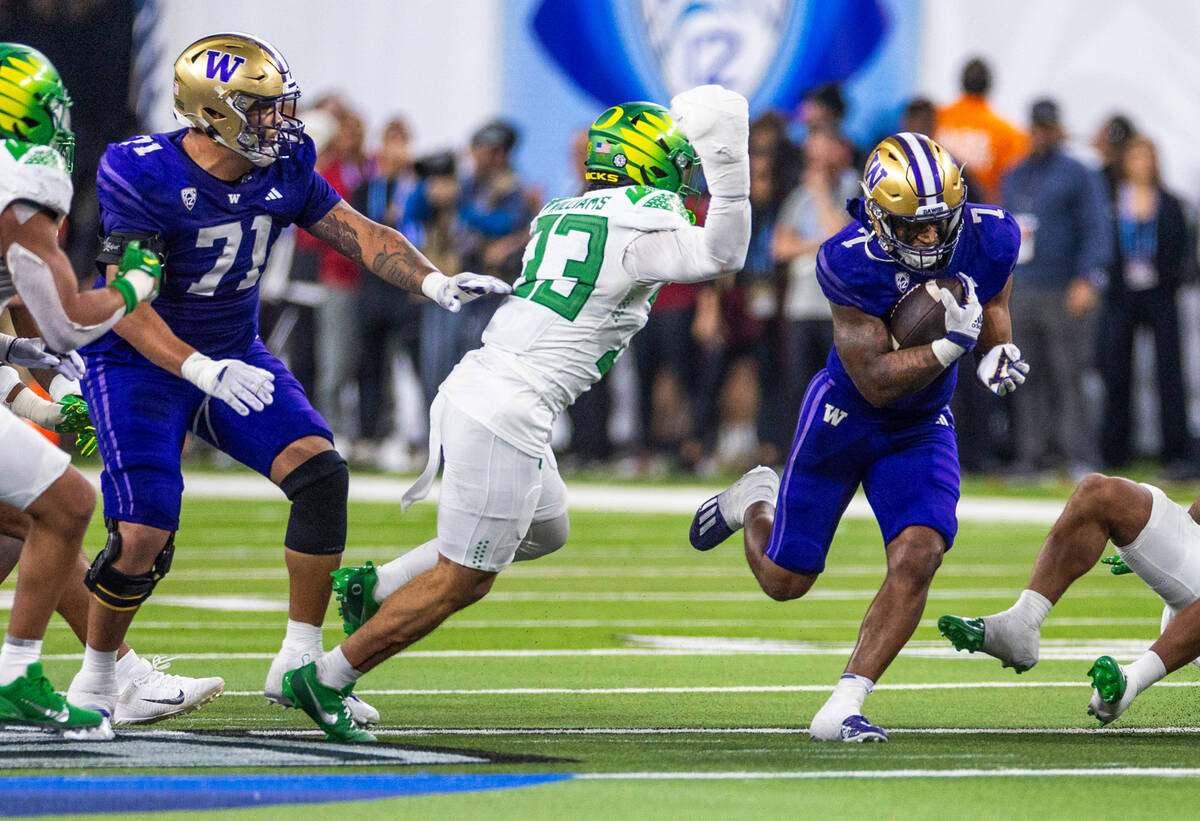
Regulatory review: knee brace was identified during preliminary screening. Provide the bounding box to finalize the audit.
[280,450,348,556]
[513,513,570,562]
[85,518,175,611]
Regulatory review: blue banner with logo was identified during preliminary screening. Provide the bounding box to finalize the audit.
[501,0,921,196]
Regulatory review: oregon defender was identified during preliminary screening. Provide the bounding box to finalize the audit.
[285,86,751,742]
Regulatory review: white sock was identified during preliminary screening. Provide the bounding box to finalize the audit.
[80,646,118,680]
[0,636,42,686]
[1125,650,1167,697]
[281,619,323,655]
[830,673,874,712]
[374,540,440,601]
[1006,589,1053,629]
[315,645,361,691]
[114,649,142,686]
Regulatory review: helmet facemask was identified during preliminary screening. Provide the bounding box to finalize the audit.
[864,190,965,271]
[226,89,304,165]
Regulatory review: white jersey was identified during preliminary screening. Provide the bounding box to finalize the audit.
[0,139,72,310]
[440,185,717,456]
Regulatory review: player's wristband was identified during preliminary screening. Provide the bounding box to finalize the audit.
[109,277,138,315]
[420,271,449,302]
[0,365,21,403]
[931,337,966,368]
[10,385,60,428]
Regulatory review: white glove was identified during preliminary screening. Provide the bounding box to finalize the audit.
[931,275,983,367]
[976,343,1029,396]
[0,334,86,379]
[422,271,512,313]
[669,84,750,199]
[181,351,275,416]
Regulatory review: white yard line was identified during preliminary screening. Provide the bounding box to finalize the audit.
[214,681,1200,697]
[573,768,1200,780]
[234,726,1200,737]
[81,469,1072,521]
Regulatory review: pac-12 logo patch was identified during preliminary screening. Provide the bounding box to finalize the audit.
[181,187,197,211]
[894,272,910,292]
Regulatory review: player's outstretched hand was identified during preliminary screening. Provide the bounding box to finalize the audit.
[976,342,1029,396]
[181,352,275,416]
[1101,555,1133,576]
[111,241,163,314]
[422,271,512,313]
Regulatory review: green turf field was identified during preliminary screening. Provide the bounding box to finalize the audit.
[7,484,1200,820]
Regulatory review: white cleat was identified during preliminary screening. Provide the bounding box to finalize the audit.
[66,670,119,720]
[113,656,224,726]
[266,648,379,727]
[689,466,780,551]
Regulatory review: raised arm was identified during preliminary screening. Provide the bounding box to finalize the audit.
[307,199,510,310]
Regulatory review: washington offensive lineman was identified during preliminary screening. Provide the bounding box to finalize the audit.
[689,133,1030,741]
[65,32,509,723]
[279,85,751,741]
[0,43,163,737]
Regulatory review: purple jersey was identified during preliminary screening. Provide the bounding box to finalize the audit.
[815,198,1020,417]
[87,128,340,358]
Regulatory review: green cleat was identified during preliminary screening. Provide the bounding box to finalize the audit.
[282,662,376,743]
[937,615,986,653]
[0,662,113,739]
[1088,655,1127,704]
[331,562,379,637]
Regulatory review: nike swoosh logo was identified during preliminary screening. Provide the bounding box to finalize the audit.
[141,690,186,705]
[295,675,341,726]
[22,700,70,723]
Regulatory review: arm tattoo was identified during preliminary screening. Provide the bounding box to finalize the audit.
[832,304,945,407]
[309,201,435,294]
[309,207,364,265]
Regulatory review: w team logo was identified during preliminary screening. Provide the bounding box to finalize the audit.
[204,50,246,83]
[532,0,887,110]
[180,187,197,211]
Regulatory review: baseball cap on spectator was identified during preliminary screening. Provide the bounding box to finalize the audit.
[471,120,518,152]
[1101,114,1136,148]
[1030,99,1060,127]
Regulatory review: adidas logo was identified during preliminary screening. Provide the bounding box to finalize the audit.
[265,187,283,202]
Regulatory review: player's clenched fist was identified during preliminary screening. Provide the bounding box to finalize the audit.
[181,352,275,416]
[669,85,749,200]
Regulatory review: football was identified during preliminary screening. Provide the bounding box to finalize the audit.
[885,277,966,350]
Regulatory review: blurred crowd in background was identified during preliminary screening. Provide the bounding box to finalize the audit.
[246,56,1200,482]
[9,0,1199,481]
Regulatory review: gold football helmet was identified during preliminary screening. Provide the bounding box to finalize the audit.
[173,32,303,166]
[861,132,966,271]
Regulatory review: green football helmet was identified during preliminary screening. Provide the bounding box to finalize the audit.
[586,101,699,195]
[0,43,74,171]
